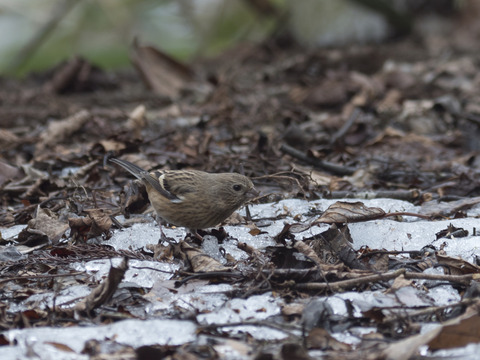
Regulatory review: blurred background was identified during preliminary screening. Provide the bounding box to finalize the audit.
[0,0,472,77]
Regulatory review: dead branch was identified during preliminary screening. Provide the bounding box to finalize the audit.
[280,144,355,176]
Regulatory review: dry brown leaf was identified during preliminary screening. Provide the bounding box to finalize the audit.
[38,110,91,150]
[69,209,112,241]
[281,303,305,317]
[366,252,390,272]
[146,242,175,261]
[316,201,385,224]
[306,327,352,351]
[237,241,263,259]
[365,126,437,148]
[0,128,20,148]
[0,160,22,186]
[294,240,323,266]
[377,89,402,116]
[308,170,335,187]
[124,104,147,138]
[97,139,127,152]
[436,254,480,275]
[316,224,368,270]
[428,312,480,350]
[249,227,262,236]
[74,257,128,314]
[19,206,69,245]
[131,39,193,98]
[84,209,113,231]
[382,302,480,360]
[223,211,245,226]
[44,342,75,353]
[386,274,413,293]
[180,241,229,273]
[419,196,480,217]
[435,223,469,240]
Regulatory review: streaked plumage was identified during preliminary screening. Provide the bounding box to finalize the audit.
[110,158,258,237]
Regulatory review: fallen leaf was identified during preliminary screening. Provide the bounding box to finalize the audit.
[44,342,75,352]
[306,327,352,351]
[38,110,91,151]
[316,201,385,224]
[180,241,229,272]
[381,302,480,360]
[19,206,69,245]
[131,39,193,98]
[0,160,22,186]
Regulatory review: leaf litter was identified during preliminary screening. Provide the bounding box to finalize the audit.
[2,15,480,360]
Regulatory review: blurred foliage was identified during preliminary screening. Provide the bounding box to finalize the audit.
[0,0,462,77]
[0,0,283,77]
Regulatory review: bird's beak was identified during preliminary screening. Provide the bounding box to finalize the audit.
[246,187,260,199]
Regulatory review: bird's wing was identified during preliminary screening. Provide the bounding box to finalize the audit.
[111,158,198,203]
[157,171,200,201]
[141,171,182,202]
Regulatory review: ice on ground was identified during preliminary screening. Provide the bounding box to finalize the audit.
[4,319,196,358]
[71,257,178,288]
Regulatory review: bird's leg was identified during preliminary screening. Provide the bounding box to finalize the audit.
[156,215,175,245]
[188,228,203,241]
[159,224,168,242]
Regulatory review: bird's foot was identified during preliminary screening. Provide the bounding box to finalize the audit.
[158,226,177,246]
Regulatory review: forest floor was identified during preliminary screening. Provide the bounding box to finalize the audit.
[1,18,480,360]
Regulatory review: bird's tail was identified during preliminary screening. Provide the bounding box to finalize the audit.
[109,158,146,179]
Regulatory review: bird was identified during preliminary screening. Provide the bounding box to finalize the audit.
[109,158,259,240]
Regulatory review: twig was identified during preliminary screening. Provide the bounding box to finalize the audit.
[199,320,302,338]
[0,271,85,284]
[404,272,476,284]
[330,107,361,146]
[262,266,362,279]
[384,211,431,220]
[358,249,426,259]
[273,268,475,294]
[131,265,177,275]
[325,189,420,201]
[280,144,355,176]
[381,298,479,325]
[175,271,244,287]
[291,269,406,292]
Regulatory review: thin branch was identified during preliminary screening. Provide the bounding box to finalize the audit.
[291,269,406,292]
[0,271,86,284]
[280,144,355,176]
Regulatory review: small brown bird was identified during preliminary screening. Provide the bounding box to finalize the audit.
[110,158,258,239]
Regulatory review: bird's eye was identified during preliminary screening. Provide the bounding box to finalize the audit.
[232,184,242,191]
